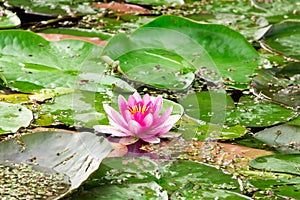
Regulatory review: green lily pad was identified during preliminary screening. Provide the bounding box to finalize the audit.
[254,124,300,153]
[227,95,297,127]
[0,102,33,134]
[36,90,109,128]
[252,62,300,109]
[194,124,248,141]
[0,30,134,93]
[102,15,260,90]
[0,8,21,28]
[6,0,100,16]
[78,157,250,199]
[249,154,300,176]
[250,176,300,200]
[178,91,235,124]
[260,21,300,60]
[71,182,168,200]
[0,131,112,198]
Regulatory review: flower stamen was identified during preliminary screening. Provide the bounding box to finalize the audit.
[128,102,150,115]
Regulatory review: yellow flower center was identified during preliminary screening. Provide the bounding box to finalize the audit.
[128,103,150,115]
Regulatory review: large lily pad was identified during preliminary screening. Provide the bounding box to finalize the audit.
[0,102,33,134]
[6,0,100,16]
[254,124,300,153]
[36,90,109,128]
[227,95,296,127]
[249,154,300,176]
[260,21,300,60]
[0,131,112,198]
[0,30,134,93]
[102,15,260,90]
[252,62,300,109]
[73,157,250,199]
[178,91,235,124]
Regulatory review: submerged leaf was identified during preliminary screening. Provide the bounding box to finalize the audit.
[0,102,33,134]
[0,131,112,198]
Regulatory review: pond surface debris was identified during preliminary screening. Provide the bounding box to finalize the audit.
[0,162,70,200]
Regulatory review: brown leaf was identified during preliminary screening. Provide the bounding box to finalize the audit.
[108,142,128,157]
[92,2,149,14]
[38,33,107,46]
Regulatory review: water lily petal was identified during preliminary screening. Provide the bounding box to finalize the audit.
[118,95,128,118]
[123,110,133,123]
[157,115,181,135]
[153,106,173,127]
[141,136,160,143]
[152,96,163,118]
[132,91,142,102]
[128,120,143,135]
[104,104,128,129]
[93,125,129,136]
[142,113,153,127]
[142,93,151,104]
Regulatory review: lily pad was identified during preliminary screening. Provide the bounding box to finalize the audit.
[36,90,109,128]
[252,62,300,109]
[0,102,33,134]
[0,8,21,28]
[260,21,300,60]
[194,124,248,141]
[0,30,134,93]
[178,91,235,124]
[75,157,250,199]
[0,131,112,198]
[227,95,297,127]
[6,0,101,16]
[254,124,300,153]
[250,176,300,200]
[71,182,168,200]
[102,15,260,90]
[249,154,300,176]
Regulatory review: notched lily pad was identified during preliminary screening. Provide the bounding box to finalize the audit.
[0,131,112,198]
[249,154,300,176]
[0,102,33,134]
[252,62,300,109]
[226,95,297,127]
[260,21,300,60]
[255,124,300,153]
[36,90,109,128]
[102,15,259,90]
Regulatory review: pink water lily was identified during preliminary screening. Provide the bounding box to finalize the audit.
[94,92,181,144]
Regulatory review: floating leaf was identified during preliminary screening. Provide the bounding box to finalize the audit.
[250,176,300,200]
[102,15,260,89]
[252,62,300,109]
[249,154,300,176]
[227,95,296,127]
[0,102,33,134]
[178,91,235,124]
[0,131,112,198]
[36,90,109,128]
[75,157,250,199]
[0,8,21,28]
[260,21,300,60]
[6,0,100,15]
[0,30,134,93]
[254,124,300,153]
[194,124,248,141]
[71,182,168,200]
